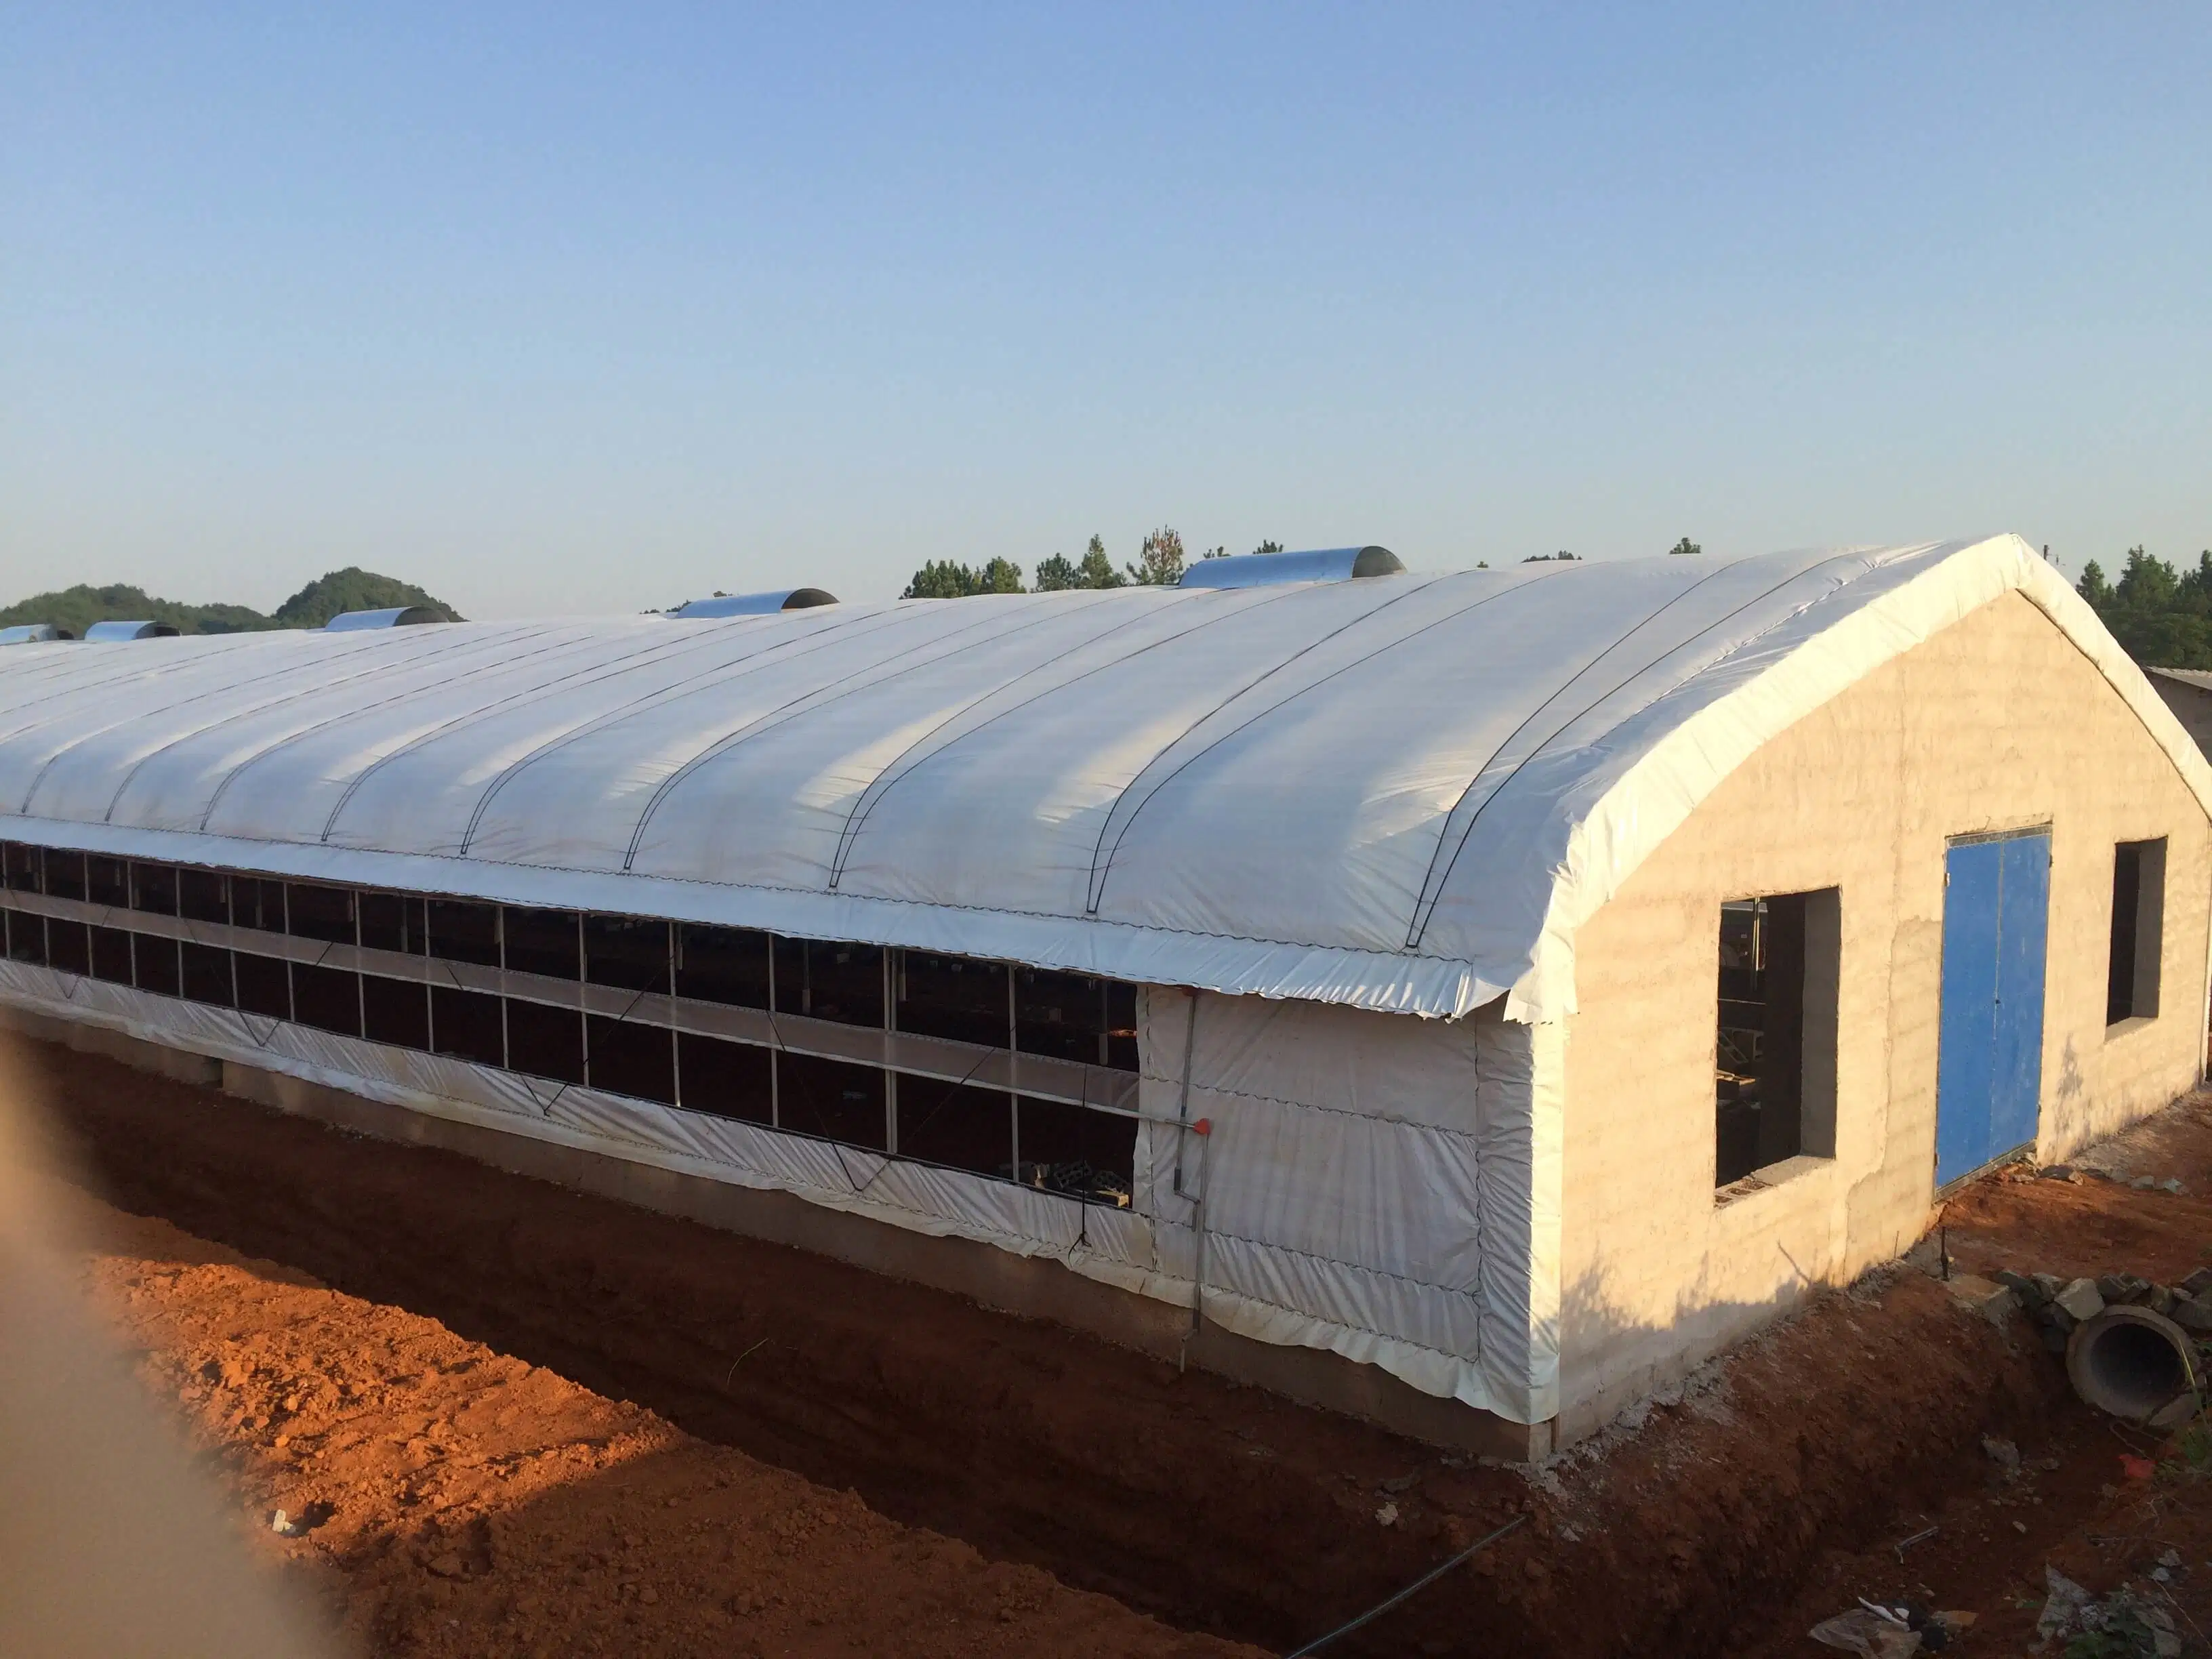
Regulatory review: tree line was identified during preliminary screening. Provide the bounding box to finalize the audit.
[903,531,1285,598]
[2077,548,2212,670]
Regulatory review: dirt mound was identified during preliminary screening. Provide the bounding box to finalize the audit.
[73,1193,1256,1658]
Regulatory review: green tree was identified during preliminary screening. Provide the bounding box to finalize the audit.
[270,567,460,627]
[1126,526,1187,586]
[1076,534,1124,588]
[1036,534,1126,591]
[0,569,458,636]
[1250,539,1284,556]
[2075,546,2212,670]
[901,557,1026,599]
[1668,537,1702,556]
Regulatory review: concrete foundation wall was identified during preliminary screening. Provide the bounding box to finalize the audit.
[1557,592,2211,1441]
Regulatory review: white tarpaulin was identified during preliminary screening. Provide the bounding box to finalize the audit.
[0,534,2193,1021]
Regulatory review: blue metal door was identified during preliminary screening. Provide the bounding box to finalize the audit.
[1936,832,2050,1185]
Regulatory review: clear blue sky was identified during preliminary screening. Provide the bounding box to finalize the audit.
[4,5,2207,617]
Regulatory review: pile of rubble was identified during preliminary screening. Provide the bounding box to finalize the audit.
[1992,1267,2212,1355]
[2036,1561,2188,1658]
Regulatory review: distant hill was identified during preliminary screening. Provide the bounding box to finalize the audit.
[0,568,462,636]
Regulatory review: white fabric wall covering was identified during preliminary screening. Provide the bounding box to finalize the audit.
[1135,988,1544,1420]
[5,537,2184,1025]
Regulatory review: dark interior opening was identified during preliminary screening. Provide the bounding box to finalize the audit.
[293,963,361,1036]
[231,878,286,933]
[178,868,230,925]
[132,863,179,918]
[87,856,129,909]
[676,1032,773,1124]
[2108,838,2165,1025]
[90,925,135,983]
[181,943,234,1006]
[897,954,1009,1048]
[1016,967,1121,1067]
[896,1076,1014,1176]
[5,911,45,965]
[2,844,40,892]
[506,999,584,1084]
[362,975,429,1049]
[1017,1097,1137,1206]
[430,985,504,1066]
[359,893,428,956]
[586,1014,675,1103]
[585,915,670,994]
[775,938,883,1027]
[1715,888,1837,1188]
[676,923,772,1009]
[133,934,180,998]
[504,907,580,980]
[43,852,86,903]
[286,882,354,945]
[777,1052,886,1149]
[234,953,291,1019]
[47,920,91,977]
[428,900,501,967]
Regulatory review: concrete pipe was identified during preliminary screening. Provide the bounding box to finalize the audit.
[2066,1305,2198,1422]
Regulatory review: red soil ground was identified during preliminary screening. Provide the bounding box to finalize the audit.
[23,1031,2212,1656]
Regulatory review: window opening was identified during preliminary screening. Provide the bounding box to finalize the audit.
[1715,889,1839,1189]
[504,907,581,981]
[430,985,504,1067]
[285,882,352,944]
[363,975,428,1049]
[676,1032,773,1126]
[182,943,234,1006]
[897,953,1010,1048]
[133,863,180,917]
[2107,838,2166,1025]
[231,877,286,933]
[586,1012,675,1103]
[87,856,129,909]
[774,938,882,1027]
[1016,967,1120,1067]
[1,842,41,893]
[134,933,181,998]
[359,893,426,955]
[584,915,669,994]
[178,868,229,925]
[1017,1097,1136,1206]
[235,954,291,1020]
[895,1074,1014,1177]
[90,925,135,984]
[428,899,500,967]
[506,1000,583,1084]
[43,851,86,903]
[777,1052,887,1149]
[293,964,361,1036]
[676,924,772,1009]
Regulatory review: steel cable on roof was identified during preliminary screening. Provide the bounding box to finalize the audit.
[825,585,1287,890]
[620,592,1130,873]
[1082,567,1557,918]
[1405,548,1880,949]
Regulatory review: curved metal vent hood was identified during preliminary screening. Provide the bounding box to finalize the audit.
[0,623,75,645]
[671,588,839,618]
[1176,546,1404,590]
[325,606,445,632]
[83,619,181,641]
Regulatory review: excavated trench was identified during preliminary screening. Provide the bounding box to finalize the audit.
[19,1033,2088,1657]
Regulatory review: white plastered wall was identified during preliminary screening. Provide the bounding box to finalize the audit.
[1553,591,2212,1442]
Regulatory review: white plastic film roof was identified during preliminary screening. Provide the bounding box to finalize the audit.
[1,533,2193,1022]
